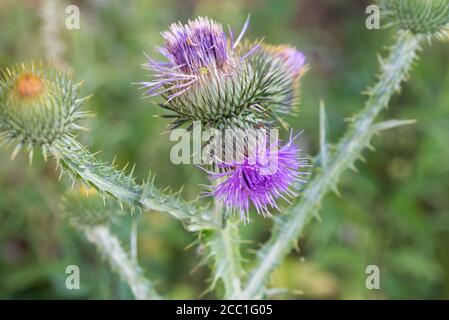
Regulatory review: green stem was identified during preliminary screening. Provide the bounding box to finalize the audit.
[81,224,161,300]
[50,135,221,231]
[206,181,243,299]
[240,31,423,299]
[209,219,243,299]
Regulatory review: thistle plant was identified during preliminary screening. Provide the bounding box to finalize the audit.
[0,0,448,300]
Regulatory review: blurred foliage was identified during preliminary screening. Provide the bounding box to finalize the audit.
[0,0,448,299]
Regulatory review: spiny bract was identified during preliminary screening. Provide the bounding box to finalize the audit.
[0,62,90,160]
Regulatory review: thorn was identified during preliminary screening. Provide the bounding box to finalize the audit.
[74,80,85,88]
[175,185,184,195]
[11,143,22,160]
[71,124,90,131]
[75,94,94,105]
[349,163,358,172]
[28,148,33,166]
[332,185,341,198]
[42,145,48,162]
[372,119,417,132]
[76,111,96,119]
[123,162,129,171]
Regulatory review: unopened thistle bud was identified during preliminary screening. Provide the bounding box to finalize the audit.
[265,45,307,81]
[379,0,449,39]
[261,45,307,115]
[0,62,90,160]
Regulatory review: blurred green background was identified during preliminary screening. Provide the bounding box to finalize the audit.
[1,0,448,299]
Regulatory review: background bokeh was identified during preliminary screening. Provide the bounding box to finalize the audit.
[1,0,449,299]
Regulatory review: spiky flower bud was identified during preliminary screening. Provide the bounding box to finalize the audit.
[379,0,449,39]
[264,45,307,82]
[259,45,307,115]
[0,62,89,159]
[141,17,307,131]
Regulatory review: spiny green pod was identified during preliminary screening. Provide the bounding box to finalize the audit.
[379,0,449,39]
[0,62,90,161]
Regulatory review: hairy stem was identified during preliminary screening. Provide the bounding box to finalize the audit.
[50,135,221,231]
[209,219,243,299]
[240,31,423,299]
[81,224,161,300]
[204,183,243,299]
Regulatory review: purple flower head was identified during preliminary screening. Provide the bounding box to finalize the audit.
[161,18,231,75]
[267,45,307,79]
[207,134,308,223]
[141,16,255,101]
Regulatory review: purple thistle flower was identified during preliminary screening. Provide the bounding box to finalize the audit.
[207,134,308,223]
[161,18,231,75]
[141,16,256,101]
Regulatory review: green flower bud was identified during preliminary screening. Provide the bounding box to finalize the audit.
[379,0,449,39]
[0,62,90,160]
